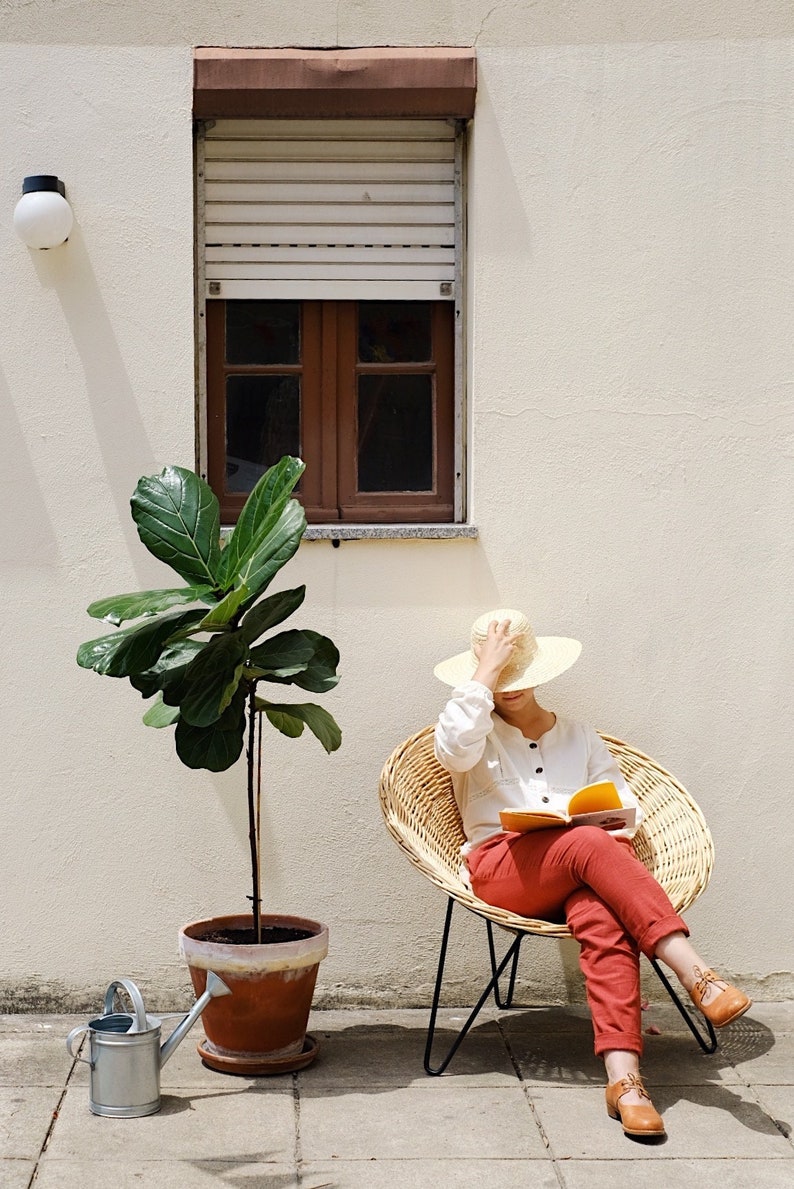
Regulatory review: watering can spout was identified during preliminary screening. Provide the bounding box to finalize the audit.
[160,971,232,1067]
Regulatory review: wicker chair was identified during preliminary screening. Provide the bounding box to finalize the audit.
[379,725,717,1074]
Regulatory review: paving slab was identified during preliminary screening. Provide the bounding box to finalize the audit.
[496,1005,594,1035]
[531,1083,794,1160]
[0,1160,36,1188]
[33,1159,299,1187]
[298,1083,548,1161]
[751,1086,794,1141]
[0,1032,80,1087]
[0,1086,62,1160]
[720,1031,794,1085]
[46,1082,295,1163]
[300,1159,560,1187]
[308,1021,516,1087]
[558,1157,794,1189]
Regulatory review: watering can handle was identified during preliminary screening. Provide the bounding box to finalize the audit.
[103,978,149,1032]
[65,1025,92,1065]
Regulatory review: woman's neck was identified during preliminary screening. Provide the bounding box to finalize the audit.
[495,691,556,738]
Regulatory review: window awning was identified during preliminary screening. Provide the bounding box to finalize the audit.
[194,47,476,120]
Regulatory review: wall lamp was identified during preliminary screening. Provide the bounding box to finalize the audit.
[14,175,74,249]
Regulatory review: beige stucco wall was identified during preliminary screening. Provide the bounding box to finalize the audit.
[1,3,792,1011]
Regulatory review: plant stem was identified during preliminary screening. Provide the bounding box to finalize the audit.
[245,683,261,944]
[256,708,262,923]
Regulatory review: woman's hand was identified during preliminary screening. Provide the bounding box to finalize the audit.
[472,619,521,690]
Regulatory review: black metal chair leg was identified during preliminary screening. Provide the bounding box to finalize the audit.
[649,957,718,1053]
[424,898,524,1076]
[486,919,523,1009]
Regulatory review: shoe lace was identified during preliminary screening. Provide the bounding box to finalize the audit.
[619,1073,651,1102]
[693,966,721,1001]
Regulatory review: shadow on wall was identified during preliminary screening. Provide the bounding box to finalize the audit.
[0,361,61,568]
[30,223,159,577]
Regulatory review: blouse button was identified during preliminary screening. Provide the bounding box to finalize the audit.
[542,796,550,803]
[529,742,538,749]
[536,767,543,774]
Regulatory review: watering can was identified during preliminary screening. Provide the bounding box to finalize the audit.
[66,973,232,1117]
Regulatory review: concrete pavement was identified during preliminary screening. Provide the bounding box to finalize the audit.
[2,1001,792,1187]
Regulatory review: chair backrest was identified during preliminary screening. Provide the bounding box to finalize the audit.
[379,725,714,937]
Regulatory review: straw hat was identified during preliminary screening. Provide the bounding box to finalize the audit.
[434,608,582,692]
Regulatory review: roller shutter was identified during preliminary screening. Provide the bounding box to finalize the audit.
[199,118,459,301]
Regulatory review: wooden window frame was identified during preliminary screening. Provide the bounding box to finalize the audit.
[206,299,455,524]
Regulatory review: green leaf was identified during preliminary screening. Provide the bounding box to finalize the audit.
[218,456,305,587]
[131,466,222,588]
[87,586,216,625]
[178,635,249,727]
[249,629,340,693]
[239,586,306,645]
[257,699,342,753]
[235,499,307,609]
[262,707,305,739]
[175,689,246,771]
[199,583,250,631]
[77,609,206,678]
[142,694,181,728]
[130,640,205,699]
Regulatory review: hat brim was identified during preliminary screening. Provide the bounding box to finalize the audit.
[433,636,582,692]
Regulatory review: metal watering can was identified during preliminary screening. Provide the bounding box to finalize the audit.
[66,973,232,1117]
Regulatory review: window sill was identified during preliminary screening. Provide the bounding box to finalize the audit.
[304,523,478,541]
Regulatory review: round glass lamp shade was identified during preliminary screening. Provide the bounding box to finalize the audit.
[14,176,73,249]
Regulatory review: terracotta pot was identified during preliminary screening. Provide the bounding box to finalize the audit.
[179,913,329,1075]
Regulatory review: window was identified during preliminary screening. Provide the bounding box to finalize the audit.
[206,298,454,522]
[196,117,465,524]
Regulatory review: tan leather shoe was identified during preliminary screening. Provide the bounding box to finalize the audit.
[689,967,752,1027]
[605,1074,665,1138]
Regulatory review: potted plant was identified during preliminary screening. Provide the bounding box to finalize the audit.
[77,456,341,1074]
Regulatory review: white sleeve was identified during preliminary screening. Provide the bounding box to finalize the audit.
[586,727,645,838]
[434,681,495,773]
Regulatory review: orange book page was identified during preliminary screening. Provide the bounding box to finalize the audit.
[567,781,623,815]
[499,809,568,833]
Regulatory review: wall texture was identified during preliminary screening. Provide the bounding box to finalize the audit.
[1,3,792,1011]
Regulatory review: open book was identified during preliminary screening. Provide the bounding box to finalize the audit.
[499,781,636,834]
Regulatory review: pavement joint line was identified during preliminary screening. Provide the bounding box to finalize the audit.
[495,1014,563,1177]
[28,1038,80,1187]
[292,1070,304,1185]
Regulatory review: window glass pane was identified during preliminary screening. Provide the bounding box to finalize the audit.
[226,301,300,365]
[357,375,433,492]
[358,302,432,363]
[226,375,300,493]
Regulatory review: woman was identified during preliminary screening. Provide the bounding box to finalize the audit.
[434,609,751,1140]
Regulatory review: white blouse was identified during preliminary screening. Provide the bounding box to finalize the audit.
[434,681,643,854]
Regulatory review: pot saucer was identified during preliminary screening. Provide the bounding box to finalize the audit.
[198,1033,319,1076]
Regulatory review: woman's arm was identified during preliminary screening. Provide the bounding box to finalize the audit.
[434,681,495,772]
[434,619,519,773]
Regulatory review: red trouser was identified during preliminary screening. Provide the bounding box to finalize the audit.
[467,826,689,1056]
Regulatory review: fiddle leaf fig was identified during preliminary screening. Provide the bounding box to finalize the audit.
[257,699,342,754]
[178,635,248,728]
[233,498,307,609]
[218,455,305,587]
[142,694,181,728]
[130,639,206,701]
[249,630,340,693]
[131,466,222,588]
[175,689,247,771]
[88,585,216,625]
[239,586,306,645]
[77,608,206,678]
[79,456,341,932]
[199,583,251,630]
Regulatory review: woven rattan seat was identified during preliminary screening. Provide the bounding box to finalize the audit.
[379,725,717,1073]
